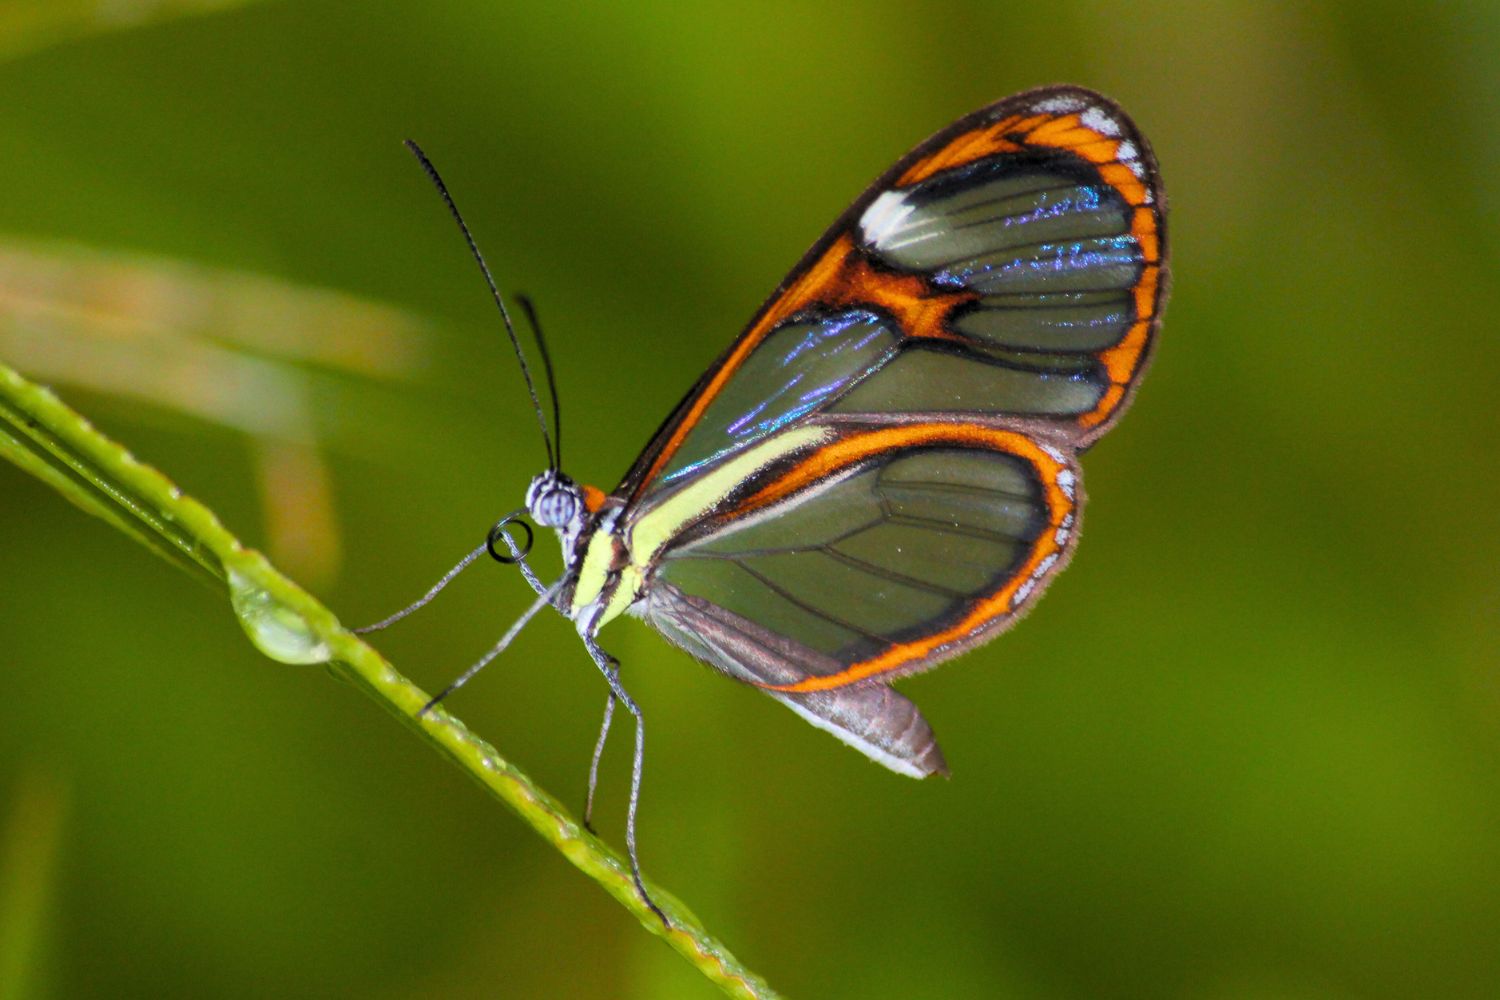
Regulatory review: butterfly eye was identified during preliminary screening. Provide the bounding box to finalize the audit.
[534,487,579,528]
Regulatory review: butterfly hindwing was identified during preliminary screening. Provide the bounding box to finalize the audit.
[630,417,1080,775]
[642,417,1079,679]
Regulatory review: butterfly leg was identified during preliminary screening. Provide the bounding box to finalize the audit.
[355,512,550,634]
[582,632,668,928]
[583,660,618,833]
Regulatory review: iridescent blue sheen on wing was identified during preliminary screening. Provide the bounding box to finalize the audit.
[657,309,900,485]
[859,155,1145,353]
[932,235,1143,293]
[721,311,887,436]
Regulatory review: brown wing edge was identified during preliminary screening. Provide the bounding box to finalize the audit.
[643,582,949,778]
[615,83,1168,500]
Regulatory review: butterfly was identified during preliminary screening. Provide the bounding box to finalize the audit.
[371,84,1167,923]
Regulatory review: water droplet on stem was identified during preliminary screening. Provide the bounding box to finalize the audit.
[228,568,331,664]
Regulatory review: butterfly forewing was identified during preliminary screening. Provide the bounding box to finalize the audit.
[619,85,1165,508]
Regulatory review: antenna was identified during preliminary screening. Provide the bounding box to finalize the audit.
[517,294,562,473]
[404,140,556,470]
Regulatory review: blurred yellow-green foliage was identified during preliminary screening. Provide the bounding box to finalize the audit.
[2,2,1498,997]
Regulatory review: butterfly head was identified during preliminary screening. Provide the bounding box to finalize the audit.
[526,470,584,529]
[526,470,593,568]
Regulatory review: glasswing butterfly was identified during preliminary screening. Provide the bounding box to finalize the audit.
[367,84,1168,922]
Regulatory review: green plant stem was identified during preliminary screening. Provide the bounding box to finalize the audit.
[0,360,782,1000]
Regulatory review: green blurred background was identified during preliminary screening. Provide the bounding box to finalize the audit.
[2,2,1498,997]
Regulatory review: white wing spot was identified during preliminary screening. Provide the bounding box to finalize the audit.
[1036,95,1085,114]
[1115,139,1147,181]
[1081,106,1122,137]
[1056,468,1077,500]
[860,190,915,249]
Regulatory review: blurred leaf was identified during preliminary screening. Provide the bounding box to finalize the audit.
[0,767,67,1000]
[0,238,435,583]
[0,0,264,64]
